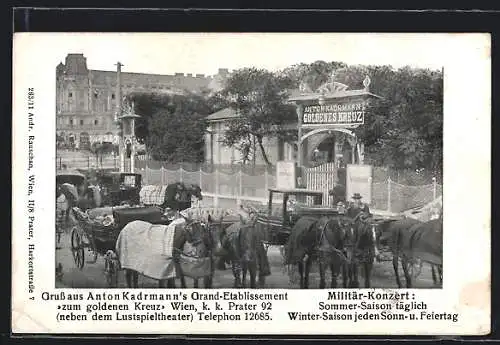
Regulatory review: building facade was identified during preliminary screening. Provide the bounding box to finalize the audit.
[204,107,358,168]
[204,108,297,166]
[56,53,228,150]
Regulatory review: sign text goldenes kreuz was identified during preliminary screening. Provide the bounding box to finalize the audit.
[303,102,365,126]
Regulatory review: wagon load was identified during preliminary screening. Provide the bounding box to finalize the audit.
[116,218,184,280]
[179,206,239,223]
[140,185,168,206]
[403,196,443,222]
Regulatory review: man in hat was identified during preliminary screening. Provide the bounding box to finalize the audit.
[347,193,371,220]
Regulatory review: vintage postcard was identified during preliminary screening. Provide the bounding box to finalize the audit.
[12,33,490,335]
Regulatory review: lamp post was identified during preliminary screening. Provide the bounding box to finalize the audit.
[115,62,124,172]
[119,102,141,173]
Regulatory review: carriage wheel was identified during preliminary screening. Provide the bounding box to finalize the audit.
[55,226,62,249]
[104,256,118,288]
[86,236,98,264]
[70,227,85,270]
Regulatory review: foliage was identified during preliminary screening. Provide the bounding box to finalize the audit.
[128,92,214,163]
[219,68,297,166]
[129,60,442,173]
[283,62,443,173]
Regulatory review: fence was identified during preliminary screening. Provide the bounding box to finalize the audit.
[56,151,119,170]
[57,151,443,214]
[138,165,442,214]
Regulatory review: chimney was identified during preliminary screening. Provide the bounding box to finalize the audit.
[196,74,205,78]
[187,73,192,77]
[175,73,184,76]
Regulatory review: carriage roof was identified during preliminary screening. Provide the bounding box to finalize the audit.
[56,170,86,185]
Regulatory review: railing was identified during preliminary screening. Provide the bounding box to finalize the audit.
[56,152,443,214]
[138,166,442,214]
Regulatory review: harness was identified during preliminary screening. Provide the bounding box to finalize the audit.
[346,215,377,264]
[315,218,349,264]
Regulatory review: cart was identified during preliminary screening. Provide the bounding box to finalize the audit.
[70,205,168,286]
[70,205,215,287]
[95,172,142,206]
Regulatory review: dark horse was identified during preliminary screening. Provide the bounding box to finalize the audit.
[162,182,203,211]
[211,214,270,288]
[189,216,225,288]
[285,216,351,289]
[343,214,380,288]
[376,217,443,288]
[116,219,206,288]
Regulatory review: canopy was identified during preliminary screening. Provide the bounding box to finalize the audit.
[60,183,79,200]
[56,170,85,186]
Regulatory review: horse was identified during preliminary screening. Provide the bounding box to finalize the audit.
[162,182,203,212]
[210,214,270,288]
[285,216,351,289]
[187,216,224,288]
[56,184,79,230]
[343,214,380,288]
[116,218,204,288]
[376,217,443,288]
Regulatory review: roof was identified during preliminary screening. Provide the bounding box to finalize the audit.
[89,70,212,92]
[288,89,382,102]
[269,188,324,195]
[206,107,240,122]
[56,170,85,178]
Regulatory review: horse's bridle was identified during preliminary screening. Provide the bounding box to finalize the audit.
[317,218,349,263]
[351,215,381,261]
[182,219,203,246]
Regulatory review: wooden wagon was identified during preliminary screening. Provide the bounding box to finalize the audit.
[70,205,213,287]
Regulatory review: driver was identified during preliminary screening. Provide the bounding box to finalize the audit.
[347,193,371,220]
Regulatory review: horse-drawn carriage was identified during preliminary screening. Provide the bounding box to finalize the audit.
[70,205,167,283]
[68,181,211,288]
[70,204,215,288]
[256,188,341,248]
[56,170,86,245]
[95,172,142,206]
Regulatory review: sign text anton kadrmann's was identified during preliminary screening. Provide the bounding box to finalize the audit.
[302,101,366,126]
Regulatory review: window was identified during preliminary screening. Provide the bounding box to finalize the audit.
[68,92,73,97]
[94,119,98,125]
[111,93,115,99]
[94,92,98,99]
[80,119,84,125]
[69,119,73,125]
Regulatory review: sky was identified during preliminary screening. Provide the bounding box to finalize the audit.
[14,33,456,76]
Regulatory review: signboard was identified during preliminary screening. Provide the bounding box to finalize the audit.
[276,161,296,189]
[346,164,372,204]
[302,101,366,126]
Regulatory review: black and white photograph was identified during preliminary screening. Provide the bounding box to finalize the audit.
[12,31,490,335]
[53,34,444,290]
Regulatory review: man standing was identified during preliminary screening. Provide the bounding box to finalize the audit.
[347,193,371,220]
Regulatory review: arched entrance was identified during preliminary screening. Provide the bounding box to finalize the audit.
[287,74,382,204]
[299,127,358,168]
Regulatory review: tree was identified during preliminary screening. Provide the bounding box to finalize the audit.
[284,62,443,173]
[129,92,211,163]
[220,68,297,166]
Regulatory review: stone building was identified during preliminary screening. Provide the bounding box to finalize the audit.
[56,53,228,150]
